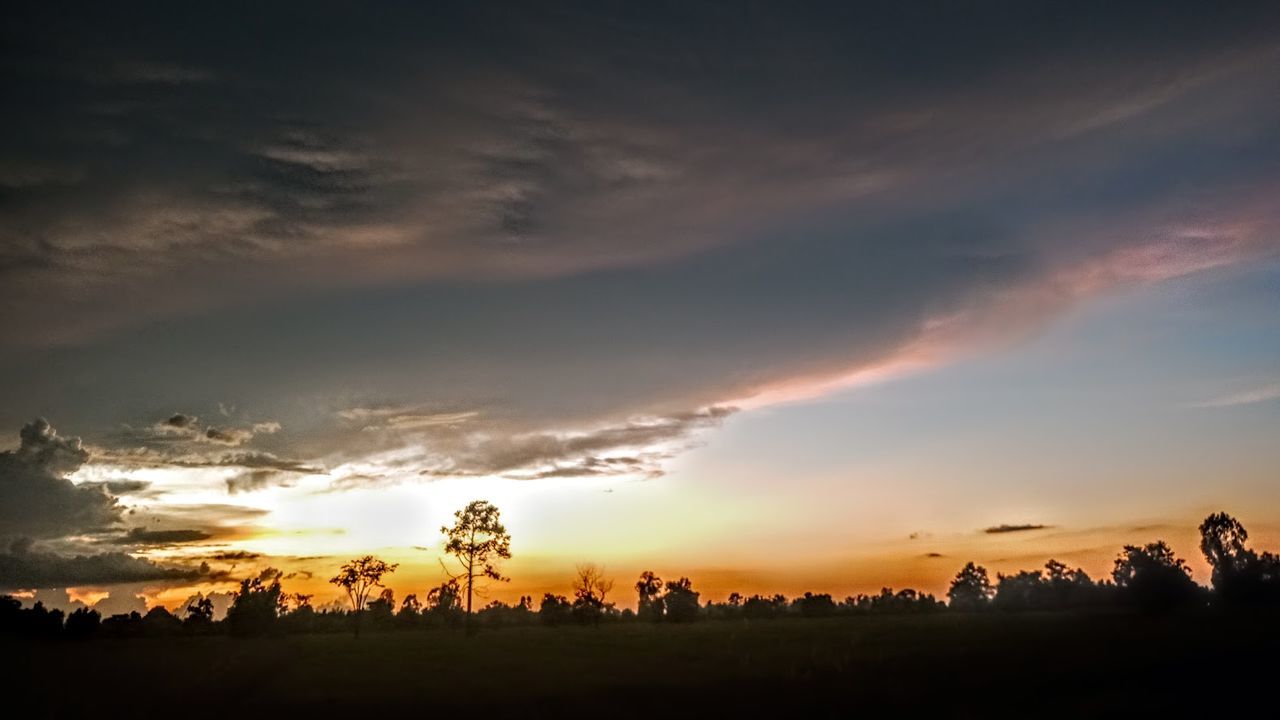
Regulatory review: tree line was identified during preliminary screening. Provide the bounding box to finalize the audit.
[4,507,1279,640]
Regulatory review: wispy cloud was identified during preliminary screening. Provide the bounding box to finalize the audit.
[1192,383,1280,408]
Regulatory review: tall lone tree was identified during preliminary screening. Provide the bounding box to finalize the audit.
[441,500,512,634]
[330,555,398,637]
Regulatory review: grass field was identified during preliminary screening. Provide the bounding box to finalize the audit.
[8,612,1279,717]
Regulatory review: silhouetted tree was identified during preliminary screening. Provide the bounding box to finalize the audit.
[185,596,215,630]
[1112,541,1201,613]
[102,611,143,638]
[281,594,317,634]
[993,559,1102,611]
[400,594,421,615]
[636,570,665,622]
[794,592,837,618]
[22,601,65,638]
[227,574,287,636]
[948,562,994,611]
[571,563,615,625]
[142,606,182,636]
[393,593,422,630]
[1199,512,1280,607]
[330,555,398,637]
[742,593,789,620]
[843,588,945,615]
[539,593,573,626]
[663,577,701,622]
[426,578,464,627]
[441,500,512,635]
[477,597,534,628]
[65,607,101,639]
[367,587,397,630]
[0,595,20,635]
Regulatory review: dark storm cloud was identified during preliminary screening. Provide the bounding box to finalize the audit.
[0,419,120,541]
[101,528,213,546]
[100,479,151,495]
[204,550,261,562]
[226,469,293,495]
[164,414,196,429]
[1,3,1279,477]
[139,412,281,447]
[90,442,318,476]
[984,524,1051,535]
[0,540,216,590]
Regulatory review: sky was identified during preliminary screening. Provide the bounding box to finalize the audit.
[2,1,1279,615]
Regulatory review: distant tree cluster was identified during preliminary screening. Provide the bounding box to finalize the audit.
[6,510,1280,641]
[944,512,1280,615]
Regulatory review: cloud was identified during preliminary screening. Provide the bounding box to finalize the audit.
[983,524,1051,535]
[90,586,149,617]
[99,479,152,495]
[141,413,283,447]
[0,419,120,541]
[101,528,213,546]
[406,407,734,482]
[204,550,261,562]
[226,469,295,494]
[1,4,1279,495]
[204,426,254,446]
[0,541,215,591]
[1192,383,1280,408]
[122,504,270,536]
[163,414,197,430]
[3,4,1278,350]
[90,443,319,476]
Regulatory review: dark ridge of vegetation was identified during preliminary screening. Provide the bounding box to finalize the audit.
[4,509,1280,641]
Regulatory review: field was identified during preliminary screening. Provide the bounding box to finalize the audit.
[8,612,1279,717]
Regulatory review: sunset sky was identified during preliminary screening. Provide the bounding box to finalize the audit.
[2,2,1279,615]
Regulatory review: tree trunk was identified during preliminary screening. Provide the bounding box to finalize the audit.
[465,574,476,636]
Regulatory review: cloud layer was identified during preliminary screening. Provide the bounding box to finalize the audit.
[1,6,1279,516]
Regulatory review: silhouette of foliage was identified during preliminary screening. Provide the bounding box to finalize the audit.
[662,577,701,622]
[226,574,287,636]
[992,559,1105,611]
[477,596,534,628]
[142,606,182,636]
[424,578,463,627]
[330,555,398,637]
[101,611,143,638]
[947,562,994,611]
[794,592,837,618]
[845,588,946,614]
[635,570,665,622]
[64,606,100,639]
[441,500,512,633]
[742,593,789,619]
[539,593,573,626]
[1199,512,1280,607]
[1112,541,1202,613]
[185,596,215,628]
[330,556,398,613]
[571,563,615,625]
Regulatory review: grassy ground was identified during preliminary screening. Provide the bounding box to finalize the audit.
[8,612,1279,717]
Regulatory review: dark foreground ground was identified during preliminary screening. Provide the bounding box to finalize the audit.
[6,612,1279,718]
